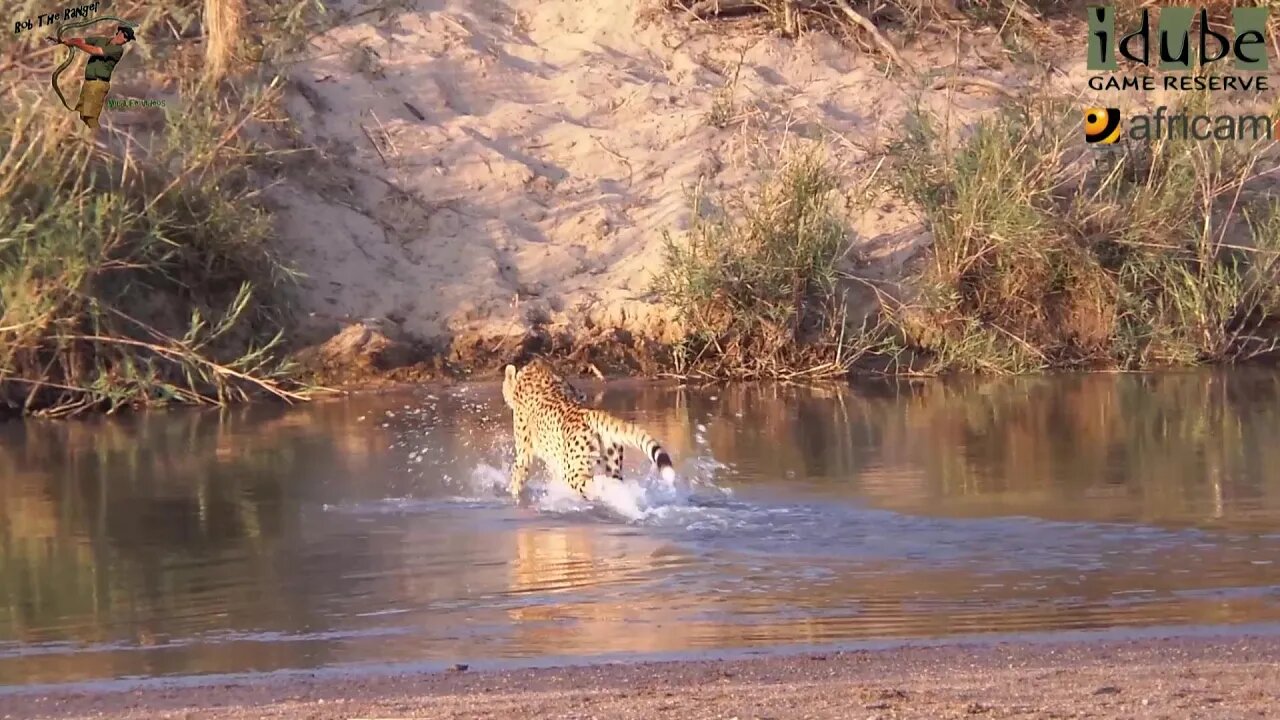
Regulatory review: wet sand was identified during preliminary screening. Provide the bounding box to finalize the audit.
[5,633,1278,719]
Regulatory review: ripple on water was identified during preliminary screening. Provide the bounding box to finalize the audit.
[7,375,1280,687]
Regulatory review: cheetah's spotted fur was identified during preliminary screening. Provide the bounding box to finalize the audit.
[502,359,676,501]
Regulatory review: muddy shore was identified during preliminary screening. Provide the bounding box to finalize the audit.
[5,633,1278,719]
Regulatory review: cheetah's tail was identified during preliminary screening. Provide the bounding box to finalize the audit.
[583,409,676,482]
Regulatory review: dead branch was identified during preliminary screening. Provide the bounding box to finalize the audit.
[674,0,913,73]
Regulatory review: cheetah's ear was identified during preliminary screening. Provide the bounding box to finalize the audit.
[504,364,518,382]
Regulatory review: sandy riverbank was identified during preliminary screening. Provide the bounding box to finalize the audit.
[269,0,1071,366]
[5,634,1278,719]
[10,0,1280,416]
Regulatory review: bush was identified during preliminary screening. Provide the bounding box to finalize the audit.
[0,0,326,417]
[876,94,1280,374]
[0,88,309,417]
[654,146,865,379]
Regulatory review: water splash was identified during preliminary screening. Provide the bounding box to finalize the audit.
[467,463,511,499]
[460,454,733,524]
[359,384,739,524]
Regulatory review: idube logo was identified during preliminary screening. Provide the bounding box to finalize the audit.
[1086,5,1270,92]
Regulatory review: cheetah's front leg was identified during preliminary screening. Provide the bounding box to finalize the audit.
[510,419,533,502]
[510,459,531,502]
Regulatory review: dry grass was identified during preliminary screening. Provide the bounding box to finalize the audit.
[0,0,331,417]
[653,143,873,380]
[657,0,1280,381]
[866,93,1280,374]
[0,88,311,418]
[203,0,247,86]
[662,0,1280,70]
[655,88,1280,379]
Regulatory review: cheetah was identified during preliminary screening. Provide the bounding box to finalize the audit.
[502,358,676,501]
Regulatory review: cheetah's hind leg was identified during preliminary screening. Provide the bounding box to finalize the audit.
[603,442,624,481]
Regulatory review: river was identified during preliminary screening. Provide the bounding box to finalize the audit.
[2,370,1279,688]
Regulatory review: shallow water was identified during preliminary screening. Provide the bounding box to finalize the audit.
[2,370,1280,687]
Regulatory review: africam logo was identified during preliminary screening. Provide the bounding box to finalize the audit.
[1084,105,1276,144]
[1084,107,1122,144]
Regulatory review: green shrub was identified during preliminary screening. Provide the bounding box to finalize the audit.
[0,0,334,416]
[0,84,305,417]
[654,146,864,378]
[877,94,1280,374]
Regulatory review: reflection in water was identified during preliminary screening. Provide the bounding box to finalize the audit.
[0,402,396,684]
[2,371,1280,687]
[851,372,1280,529]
